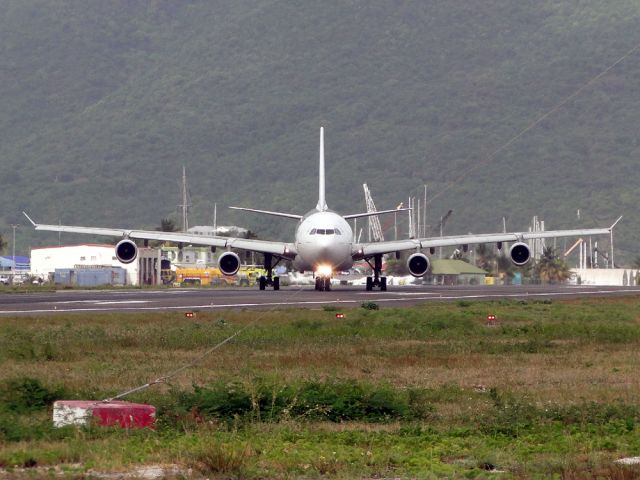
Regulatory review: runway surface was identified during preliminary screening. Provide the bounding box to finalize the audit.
[1,284,639,315]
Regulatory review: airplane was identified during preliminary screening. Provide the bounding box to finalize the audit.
[25,127,617,292]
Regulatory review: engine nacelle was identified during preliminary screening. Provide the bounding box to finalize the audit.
[115,239,138,264]
[218,251,241,276]
[509,242,531,266]
[407,252,430,277]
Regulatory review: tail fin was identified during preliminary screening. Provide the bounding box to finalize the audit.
[316,127,328,211]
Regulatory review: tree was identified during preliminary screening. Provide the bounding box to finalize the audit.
[474,244,497,273]
[157,218,178,232]
[385,256,409,275]
[149,218,180,247]
[534,246,572,284]
[0,234,6,254]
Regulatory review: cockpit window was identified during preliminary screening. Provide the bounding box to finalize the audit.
[311,228,341,235]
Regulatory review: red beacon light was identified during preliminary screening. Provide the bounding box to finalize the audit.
[335,313,345,319]
[185,311,195,319]
[486,313,497,324]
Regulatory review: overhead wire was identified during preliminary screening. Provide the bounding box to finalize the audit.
[104,283,310,402]
[418,41,640,209]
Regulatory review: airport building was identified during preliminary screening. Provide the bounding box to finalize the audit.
[30,244,161,286]
[424,259,488,286]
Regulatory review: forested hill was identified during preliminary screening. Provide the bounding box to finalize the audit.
[2,1,640,261]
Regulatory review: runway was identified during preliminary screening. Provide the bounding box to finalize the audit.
[1,284,639,315]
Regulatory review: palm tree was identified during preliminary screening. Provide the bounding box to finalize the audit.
[157,218,178,232]
[474,244,496,272]
[534,246,571,284]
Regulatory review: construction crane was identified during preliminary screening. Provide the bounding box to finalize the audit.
[437,209,453,259]
[363,184,384,242]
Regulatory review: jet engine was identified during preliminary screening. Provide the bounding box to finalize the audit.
[115,239,138,264]
[218,251,241,276]
[509,242,531,266]
[407,252,430,277]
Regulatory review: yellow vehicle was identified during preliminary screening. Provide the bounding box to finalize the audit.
[236,266,267,286]
[175,266,267,287]
[175,267,222,286]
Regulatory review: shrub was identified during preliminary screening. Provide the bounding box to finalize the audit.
[0,377,66,413]
[361,302,379,310]
[178,380,418,423]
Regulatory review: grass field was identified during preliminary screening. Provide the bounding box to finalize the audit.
[2,297,640,478]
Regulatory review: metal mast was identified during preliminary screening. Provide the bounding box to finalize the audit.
[363,184,384,242]
[178,166,191,232]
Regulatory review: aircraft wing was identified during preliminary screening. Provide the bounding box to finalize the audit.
[356,226,614,257]
[23,213,296,258]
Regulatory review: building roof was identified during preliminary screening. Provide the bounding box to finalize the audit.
[31,244,115,250]
[0,256,30,269]
[430,259,487,275]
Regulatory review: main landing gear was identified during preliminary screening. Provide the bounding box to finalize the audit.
[315,276,331,291]
[258,253,280,291]
[365,254,387,291]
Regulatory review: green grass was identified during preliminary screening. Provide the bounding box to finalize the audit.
[2,297,640,477]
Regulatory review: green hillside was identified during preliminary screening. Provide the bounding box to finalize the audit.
[1,1,639,262]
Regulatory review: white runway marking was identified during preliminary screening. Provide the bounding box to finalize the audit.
[52,300,150,305]
[1,288,639,314]
[93,300,151,305]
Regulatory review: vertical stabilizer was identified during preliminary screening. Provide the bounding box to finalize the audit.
[316,127,328,211]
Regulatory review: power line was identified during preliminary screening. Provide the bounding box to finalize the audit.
[421,41,640,207]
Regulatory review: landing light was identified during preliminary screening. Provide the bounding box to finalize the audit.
[336,313,345,319]
[316,264,333,277]
[185,311,195,318]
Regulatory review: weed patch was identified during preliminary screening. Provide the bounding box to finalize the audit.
[176,380,423,424]
[187,443,252,477]
[0,377,66,414]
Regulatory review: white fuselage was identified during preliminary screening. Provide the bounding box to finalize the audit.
[292,210,354,273]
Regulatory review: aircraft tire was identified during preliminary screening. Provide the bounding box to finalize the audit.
[273,277,280,291]
[324,278,331,291]
[259,276,266,290]
[380,277,387,291]
[366,277,373,291]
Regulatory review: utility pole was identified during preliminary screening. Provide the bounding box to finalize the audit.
[439,215,443,259]
[423,185,427,238]
[394,201,403,241]
[213,203,217,233]
[408,197,413,238]
[416,199,420,240]
[10,224,18,285]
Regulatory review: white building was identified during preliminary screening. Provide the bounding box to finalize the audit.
[187,225,249,237]
[571,268,638,286]
[31,244,142,285]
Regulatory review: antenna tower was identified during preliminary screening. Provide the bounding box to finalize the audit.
[178,166,192,231]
